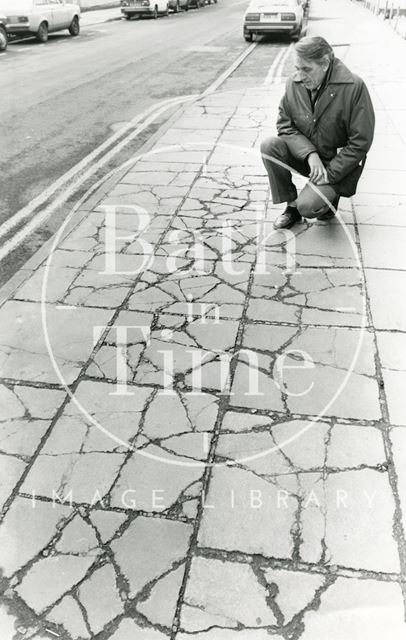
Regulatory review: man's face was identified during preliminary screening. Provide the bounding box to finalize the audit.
[295,55,329,90]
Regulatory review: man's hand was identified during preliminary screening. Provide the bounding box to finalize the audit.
[308,152,329,185]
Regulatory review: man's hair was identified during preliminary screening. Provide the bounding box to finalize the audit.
[295,36,334,62]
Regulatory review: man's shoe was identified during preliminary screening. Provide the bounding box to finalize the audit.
[273,206,302,230]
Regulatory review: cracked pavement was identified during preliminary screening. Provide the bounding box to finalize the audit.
[1,0,406,638]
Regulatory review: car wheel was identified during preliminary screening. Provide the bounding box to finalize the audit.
[243,28,253,42]
[173,0,180,11]
[291,24,302,41]
[36,21,48,43]
[0,25,7,51]
[68,15,80,36]
[153,5,158,17]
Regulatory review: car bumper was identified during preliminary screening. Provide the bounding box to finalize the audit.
[6,23,33,33]
[244,21,299,32]
[121,7,153,13]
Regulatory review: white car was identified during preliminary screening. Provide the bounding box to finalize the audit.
[0,14,7,50]
[120,0,169,19]
[0,0,80,43]
[243,0,303,42]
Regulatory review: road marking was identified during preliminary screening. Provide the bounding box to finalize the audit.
[0,95,194,243]
[0,38,259,262]
[263,46,291,85]
[275,43,293,84]
[200,41,257,97]
[0,96,196,262]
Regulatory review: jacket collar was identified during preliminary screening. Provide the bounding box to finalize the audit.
[293,57,355,85]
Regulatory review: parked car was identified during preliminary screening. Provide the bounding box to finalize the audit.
[168,0,189,11]
[189,0,218,7]
[243,0,303,42]
[0,0,80,43]
[0,14,7,50]
[120,0,169,19]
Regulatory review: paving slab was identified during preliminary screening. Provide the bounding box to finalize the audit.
[299,577,406,640]
[365,268,406,331]
[358,224,406,270]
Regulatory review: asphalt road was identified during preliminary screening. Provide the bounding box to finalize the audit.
[0,0,289,284]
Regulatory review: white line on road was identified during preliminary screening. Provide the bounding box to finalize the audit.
[200,41,257,97]
[263,46,291,85]
[0,95,194,242]
[0,37,259,262]
[0,96,196,262]
[275,43,293,84]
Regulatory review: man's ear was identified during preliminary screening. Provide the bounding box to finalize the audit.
[321,54,331,71]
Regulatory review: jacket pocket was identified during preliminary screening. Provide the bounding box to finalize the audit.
[333,162,365,197]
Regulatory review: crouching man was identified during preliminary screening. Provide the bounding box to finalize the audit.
[261,36,375,229]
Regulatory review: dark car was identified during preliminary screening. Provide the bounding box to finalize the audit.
[188,0,217,7]
[0,15,7,51]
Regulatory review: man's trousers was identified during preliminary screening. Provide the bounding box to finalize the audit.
[260,135,339,218]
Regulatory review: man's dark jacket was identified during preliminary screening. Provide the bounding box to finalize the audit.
[277,57,375,196]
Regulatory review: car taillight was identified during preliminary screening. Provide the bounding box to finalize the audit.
[281,12,296,20]
[246,13,260,20]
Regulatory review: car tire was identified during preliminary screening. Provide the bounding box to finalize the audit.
[153,5,158,17]
[291,24,302,41]
[68,15,80,36]
[173,0,180,11]
[243,29,253,42]
[36,21,48,43]
[0,25,7,51]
